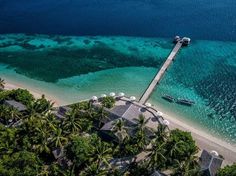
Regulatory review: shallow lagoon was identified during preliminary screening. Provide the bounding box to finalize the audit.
[0,34,236,143]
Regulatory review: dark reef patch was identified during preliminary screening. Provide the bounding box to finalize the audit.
[83,39,91,45]
[128,46,139,52]
[52,36,71,44]
[19,42,38,50]
[0,43,163,82]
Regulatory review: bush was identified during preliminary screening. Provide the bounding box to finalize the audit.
[101,96,115,108]
[166,129,199,163]
[0,151,42,176]
[0,90,12,102]
[217,163,236,176]
[9,89,35,106]
[66,135,92,168]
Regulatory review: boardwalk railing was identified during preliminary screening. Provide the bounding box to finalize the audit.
[139,41,183,104]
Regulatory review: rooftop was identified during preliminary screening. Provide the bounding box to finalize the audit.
[99,97,163,133]
[4,100,27,112]
[199,149,223,176]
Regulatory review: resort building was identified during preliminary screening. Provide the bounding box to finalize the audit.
[98,96,164,139]
[199,149,224,176]
[53,106,72,119]
[182,37,191,46]
[173,35,181,43]
[173,36,191,46]
[4,100,27,112]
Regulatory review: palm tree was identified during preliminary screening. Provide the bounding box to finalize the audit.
[153,124,169,144]
[33,123,51,154]
[8,107,21,121]
[168,140,184,160]
[147,142,167,171]
[34,138,50,154]
[80,162,109,176]
[95,107,110,128]
[0,78,5,89]
[112,119,129,147]
[0,126,17,154]
[88,139,112,169]
[133,114,149,150]
[83,101,95,119]
[172,156,200,176]
[63,109,82,134]
[50,128,68,149]
[29,95,54,115]
[0,106,21,125]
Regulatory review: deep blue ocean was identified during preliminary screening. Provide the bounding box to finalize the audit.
[0,0,236,41]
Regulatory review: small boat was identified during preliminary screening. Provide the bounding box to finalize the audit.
[162,94,175,102]
[176,98,195,106]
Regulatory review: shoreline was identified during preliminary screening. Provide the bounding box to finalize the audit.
[153,105,236,166]
[3,80,236,165]
[4,80,62,107]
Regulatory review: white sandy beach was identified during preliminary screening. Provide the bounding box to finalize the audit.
[3,80,236,166]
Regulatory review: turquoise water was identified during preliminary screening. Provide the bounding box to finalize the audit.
[0,34,236,144]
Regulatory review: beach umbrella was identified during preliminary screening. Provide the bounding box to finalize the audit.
[130,96,136,101]
[91,96,98,101]
[163,119,170,126]
[101,94,107,98]
[145,102,152,107]
[156,111,163,117]
[118,92,125,97]
[109,92,116,97]
[210,150,219,156]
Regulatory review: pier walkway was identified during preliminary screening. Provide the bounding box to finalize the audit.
[139,41,183,104]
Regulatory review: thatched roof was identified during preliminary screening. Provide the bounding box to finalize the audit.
[199,149,223,176]
[4,100,27,111]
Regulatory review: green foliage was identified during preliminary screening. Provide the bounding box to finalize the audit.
[101,96,115,108]
[126,162,150,176]
[30,95,54,114]
[67,134,112,173]
[40,162,73,176]
[0,105,22,125]
[217,163,236,176]
[0,90,11,102]
[171,156,201,176]
[80,162,109,176]
[0,88,201,175]
[70,101,90,110]
[0,125,18,155]
[67,135,92,168]
[0,151,42,176]
[0,78,5,89]
[166,129,198,163]
[1,89,35,106]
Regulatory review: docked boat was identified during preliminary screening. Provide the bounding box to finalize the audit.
[162,94,175,102]
[176,98,195,106]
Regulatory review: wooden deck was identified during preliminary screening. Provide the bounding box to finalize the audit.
[139,41,183,104]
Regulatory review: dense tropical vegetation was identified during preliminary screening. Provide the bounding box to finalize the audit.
[0,78,234,175]
[217,163,236,176]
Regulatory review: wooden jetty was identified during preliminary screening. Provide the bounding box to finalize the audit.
[139,41,183,104]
